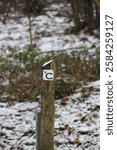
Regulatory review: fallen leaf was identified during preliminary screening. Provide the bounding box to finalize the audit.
[61,97,69,106]
[67,127,73,135]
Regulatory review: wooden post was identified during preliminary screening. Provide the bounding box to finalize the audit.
[40,60,55,150]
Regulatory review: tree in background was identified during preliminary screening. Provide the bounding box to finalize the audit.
[0,0,100,31]
[0,0,46,46]
[70,0,100,30]
[0,0,46,22]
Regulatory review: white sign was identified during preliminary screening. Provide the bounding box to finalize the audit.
[43,70,54,81]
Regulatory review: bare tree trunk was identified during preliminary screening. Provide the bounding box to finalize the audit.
[71,0,81,30]
[84,0,94,27]
[95,7,100,28]
[28,14,33,47]
[3,1,14,24]
[26,0,33,47]
[70,0,100,30]
[94,0,100,9]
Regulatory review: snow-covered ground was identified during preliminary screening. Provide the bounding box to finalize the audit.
[54,80,100,150]
[0,3,99,56]
[0,80,100,150]
[0,1,100,150]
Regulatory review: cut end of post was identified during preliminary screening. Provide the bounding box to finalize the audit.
[42,60,54,68]
[42,60,55,81]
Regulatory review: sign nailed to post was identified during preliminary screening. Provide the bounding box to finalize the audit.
[43,69,54,81]
[42,60,54,81]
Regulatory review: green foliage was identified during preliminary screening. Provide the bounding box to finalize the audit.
[0,47,100,101]
[55,78,78,99]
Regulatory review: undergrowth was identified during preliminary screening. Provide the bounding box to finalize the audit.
[0,47,100,101]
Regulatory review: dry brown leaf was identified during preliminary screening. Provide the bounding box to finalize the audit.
[67,127,73,135]
[73,133,80,144]
[61,96,69,106]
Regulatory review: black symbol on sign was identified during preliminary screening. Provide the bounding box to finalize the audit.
[45,72,53,80]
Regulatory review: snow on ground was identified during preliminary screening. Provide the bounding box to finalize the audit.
[0,1,100,150]
[54,80,100,150]
[0,3,99,56]
[0,80,100,150]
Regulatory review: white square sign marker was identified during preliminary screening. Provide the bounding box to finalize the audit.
[43,69,54,81]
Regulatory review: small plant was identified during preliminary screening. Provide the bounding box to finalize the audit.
[0,47,100,101]
[55,78,78,99]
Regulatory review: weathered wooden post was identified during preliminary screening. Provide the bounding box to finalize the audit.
[40,60,55,150]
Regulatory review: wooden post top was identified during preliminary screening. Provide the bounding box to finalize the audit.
[42,60,54,69]
[42,60,55,81]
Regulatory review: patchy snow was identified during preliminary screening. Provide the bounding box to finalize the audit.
[0,1,100,150]
[0,81,99,150]
[0,3,99,56]
[54,83,100,150]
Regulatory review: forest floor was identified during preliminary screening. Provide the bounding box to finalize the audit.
[0,80,99,150]
[0,1,100,150]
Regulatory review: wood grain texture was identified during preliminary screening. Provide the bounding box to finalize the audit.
[40,60,55,150]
